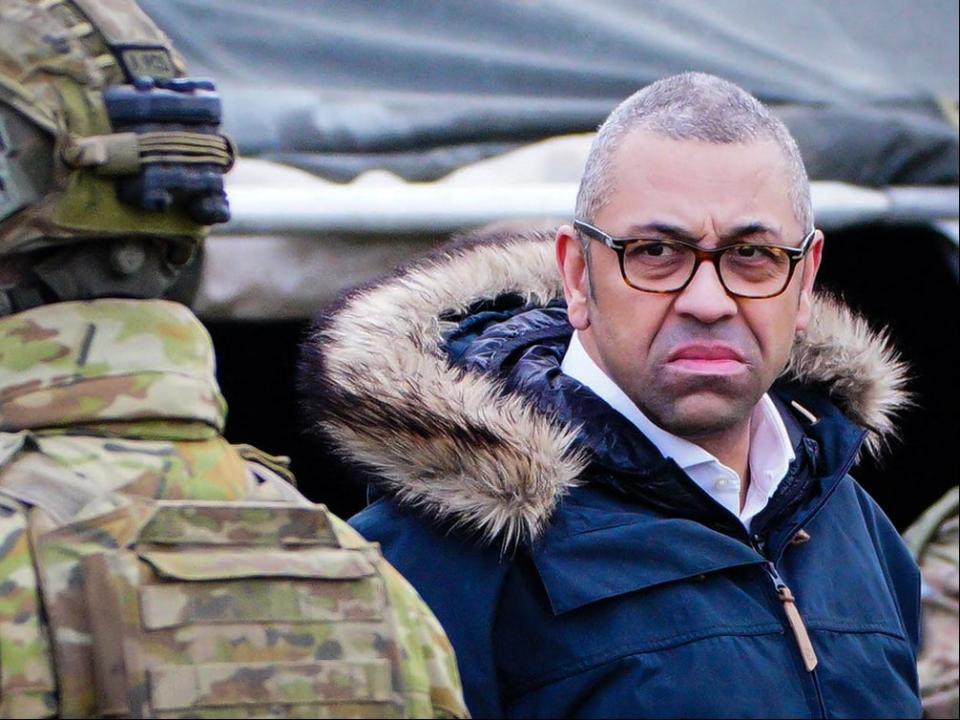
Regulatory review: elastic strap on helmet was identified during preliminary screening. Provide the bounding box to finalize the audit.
[63,130,234,176]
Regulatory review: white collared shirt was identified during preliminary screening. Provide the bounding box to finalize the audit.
[561,331,795,529]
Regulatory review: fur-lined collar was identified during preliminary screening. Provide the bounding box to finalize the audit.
[301,226,910,545]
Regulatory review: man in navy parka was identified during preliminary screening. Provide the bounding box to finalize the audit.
[300,73,922,718]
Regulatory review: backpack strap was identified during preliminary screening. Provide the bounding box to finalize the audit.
[233,444,296,486]
[0,450,106,523]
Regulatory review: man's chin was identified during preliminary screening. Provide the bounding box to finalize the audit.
[645,389,760,439]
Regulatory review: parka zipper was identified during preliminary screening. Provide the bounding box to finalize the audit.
[752,535,818,672]
[744,428,866,720]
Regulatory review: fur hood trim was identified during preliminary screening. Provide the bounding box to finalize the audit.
[302,227,910,545]
[782,294,910,458]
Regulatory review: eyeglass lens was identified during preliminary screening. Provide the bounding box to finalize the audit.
[622,242,792,297]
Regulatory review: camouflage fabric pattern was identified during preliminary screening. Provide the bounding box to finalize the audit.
[0,494,57,717]
[0,299,250,716]
[0,0,202,254]
[0,300,468,718]
[31,498,467,718]
[905,486,959,719]
[0,298,226,434]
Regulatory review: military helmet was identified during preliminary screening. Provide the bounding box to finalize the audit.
[0,0,234,309]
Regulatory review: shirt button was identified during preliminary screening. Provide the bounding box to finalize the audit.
[715,477,732,489]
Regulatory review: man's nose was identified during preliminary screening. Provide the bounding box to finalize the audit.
[672,260,738,323]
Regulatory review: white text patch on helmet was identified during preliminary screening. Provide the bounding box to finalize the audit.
[116,46,176,81]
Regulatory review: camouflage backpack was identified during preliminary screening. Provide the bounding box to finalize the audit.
[0,474,465,718]
[905,486,959,719]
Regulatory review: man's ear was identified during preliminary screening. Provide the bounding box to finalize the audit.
[795,230,824,334]
[556,224,591,330]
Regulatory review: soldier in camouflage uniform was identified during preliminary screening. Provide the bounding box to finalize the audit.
[0,1,467,717]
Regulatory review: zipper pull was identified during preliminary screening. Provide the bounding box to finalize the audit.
[777,583,818,672]
[757,555,819,673]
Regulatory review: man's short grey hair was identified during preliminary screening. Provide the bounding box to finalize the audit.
[575,72,813,236]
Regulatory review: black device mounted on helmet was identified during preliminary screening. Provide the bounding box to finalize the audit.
[103,71,233,225]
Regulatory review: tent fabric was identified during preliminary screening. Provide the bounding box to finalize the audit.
[140,0,958,184]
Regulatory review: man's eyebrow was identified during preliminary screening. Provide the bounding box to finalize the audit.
[622,222,699,242]
[721,222,782,243]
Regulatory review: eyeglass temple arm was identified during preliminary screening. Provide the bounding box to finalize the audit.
[574,220,622,250]
[790,229,817,257]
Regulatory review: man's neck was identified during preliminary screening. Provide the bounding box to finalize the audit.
[687,423,752,511]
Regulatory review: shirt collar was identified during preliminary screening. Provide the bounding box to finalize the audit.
[748,390,796,496]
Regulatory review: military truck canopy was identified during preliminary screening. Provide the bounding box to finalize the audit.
[142,0,957,185]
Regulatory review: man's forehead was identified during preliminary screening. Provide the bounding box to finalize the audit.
[613,129,789,178]
[601,130,798,234]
